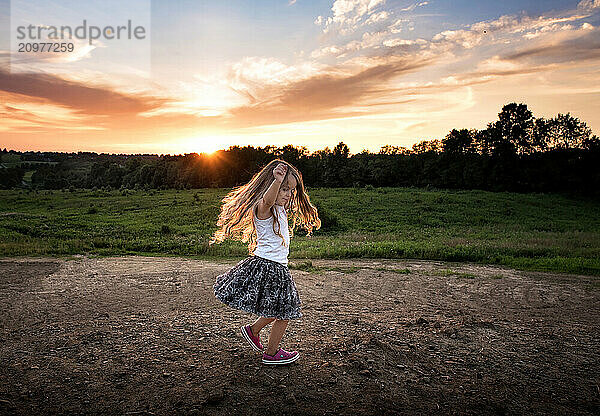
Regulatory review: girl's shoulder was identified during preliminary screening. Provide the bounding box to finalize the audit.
[254,202,278,221]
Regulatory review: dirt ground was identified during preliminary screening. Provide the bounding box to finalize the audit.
[0,255,598,416]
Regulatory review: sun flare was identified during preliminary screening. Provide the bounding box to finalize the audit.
[178,136,226,155]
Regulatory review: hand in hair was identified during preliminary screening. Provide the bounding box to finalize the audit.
[256,163,287,219]
[273,163,287,183]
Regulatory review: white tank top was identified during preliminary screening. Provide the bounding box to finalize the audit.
[252,204,289,266]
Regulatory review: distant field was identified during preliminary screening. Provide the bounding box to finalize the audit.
[0,154,23,166]
[0,187,599,276]
[0,153,59,168]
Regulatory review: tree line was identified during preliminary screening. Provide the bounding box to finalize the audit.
[1,103,599,197]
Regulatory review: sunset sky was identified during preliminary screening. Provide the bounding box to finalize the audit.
[1,0,599,155]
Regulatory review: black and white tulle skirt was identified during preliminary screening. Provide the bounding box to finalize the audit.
[213,255,302,320]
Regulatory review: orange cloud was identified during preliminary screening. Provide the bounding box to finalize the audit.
[224,55,434,128]
[0,68,167,116]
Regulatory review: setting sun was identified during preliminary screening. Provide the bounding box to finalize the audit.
[177,135,227,155]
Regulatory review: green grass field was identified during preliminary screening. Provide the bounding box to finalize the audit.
[1,187,599,276]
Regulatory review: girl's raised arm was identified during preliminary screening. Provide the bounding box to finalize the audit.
[256,163,286,219]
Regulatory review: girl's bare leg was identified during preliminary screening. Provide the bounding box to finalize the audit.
[250,316,276,337]
[265,319,289,356]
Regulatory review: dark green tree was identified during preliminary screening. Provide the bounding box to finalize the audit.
[0,166,25,189]
[492,103,535,155]
[411,139,442,154]
[442,129,476,154]
[379,145,410,155]
[531,117,552,153]
[547,113,595,150]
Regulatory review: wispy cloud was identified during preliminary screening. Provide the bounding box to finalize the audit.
[8,27,100,69]
[399,1,429,13]
[223,55,434,128]
[502,25,600,64]
[0,92,107,132]
[0,68,166,116]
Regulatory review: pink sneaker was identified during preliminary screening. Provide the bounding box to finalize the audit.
[262,348,300,365]
[241,325,263,352]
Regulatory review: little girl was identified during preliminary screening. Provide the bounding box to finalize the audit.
[209,159,321,365]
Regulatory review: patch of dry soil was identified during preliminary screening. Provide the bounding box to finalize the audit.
[0,256,598,415]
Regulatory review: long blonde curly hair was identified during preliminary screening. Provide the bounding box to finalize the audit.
[209,158,321,254]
